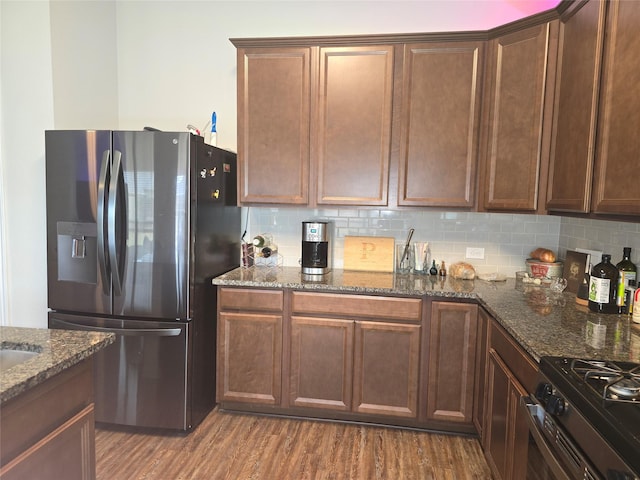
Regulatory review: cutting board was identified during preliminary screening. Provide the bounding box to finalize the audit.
[343,236,395,272]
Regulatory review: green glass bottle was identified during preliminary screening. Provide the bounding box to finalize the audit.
[616,247,637,313]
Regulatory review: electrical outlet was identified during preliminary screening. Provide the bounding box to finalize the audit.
[466,247,485,259]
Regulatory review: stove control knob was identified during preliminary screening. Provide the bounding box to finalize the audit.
[535,382,553,402]
[546,395,566,416]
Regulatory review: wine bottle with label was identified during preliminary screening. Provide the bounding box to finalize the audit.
[589,254,619,314]
[616,247,637,313]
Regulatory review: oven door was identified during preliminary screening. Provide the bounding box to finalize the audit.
[520,395,601,480]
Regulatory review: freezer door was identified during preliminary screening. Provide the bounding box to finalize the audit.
[113,131,192,319]
[45,130,113,314]
[48,312,191,430]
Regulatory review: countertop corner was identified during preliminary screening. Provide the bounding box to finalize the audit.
[0,326,115,404]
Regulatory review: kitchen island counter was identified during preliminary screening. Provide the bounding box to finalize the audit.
[0,326,114,404]
[213,266,640,363]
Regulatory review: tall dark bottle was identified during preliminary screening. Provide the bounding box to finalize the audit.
[616,247,637,313]
[589,254,620,314]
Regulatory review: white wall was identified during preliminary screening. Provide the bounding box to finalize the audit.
[113,0,559,148]
[1,1,55,327]
[49,1,119,128]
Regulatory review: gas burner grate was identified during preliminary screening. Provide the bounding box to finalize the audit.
[570,359,640,403]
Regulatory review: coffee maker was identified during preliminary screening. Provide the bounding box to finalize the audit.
[301,221,330,275]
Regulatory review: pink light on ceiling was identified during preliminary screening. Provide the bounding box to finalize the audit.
[504,0,561,15]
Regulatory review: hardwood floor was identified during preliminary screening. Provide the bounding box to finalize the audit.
[96,408,493,479]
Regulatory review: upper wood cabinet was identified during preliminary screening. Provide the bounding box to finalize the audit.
[479,22,558,212]
[235,47,311,205]
[592,0,640,215]
[316,46,394,206]
[548,0,640,217]
[546,0,606,213]
[234,41,393,207]
[397,41,484,208]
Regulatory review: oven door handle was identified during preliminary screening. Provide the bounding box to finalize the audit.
[520,395,574,479]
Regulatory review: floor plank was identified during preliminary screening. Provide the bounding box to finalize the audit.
[95,408,493,479]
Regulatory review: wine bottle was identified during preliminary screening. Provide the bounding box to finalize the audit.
[588,254,619,314]
[616,247,637,313]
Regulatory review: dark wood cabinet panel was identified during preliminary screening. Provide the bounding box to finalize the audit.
[236,47,311,204]
[426,302,478,424]
[485,350,530,480]
[0,359,95,479]
[353,321,421,418]
[473,306,490,435]
[592,0,640,215]
[1,406,95,480]
[480,22,557,212]
[547,0,606,213]
[217,311,283,405]
[482,319,538,480]
[398,41,483,208]
[484,349,511,480]
[316,46,394,206]
[291,291,422,322]
[289,316,354,411]
[219,287,284,312]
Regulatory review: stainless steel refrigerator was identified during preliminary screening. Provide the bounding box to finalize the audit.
[45,130,240,430]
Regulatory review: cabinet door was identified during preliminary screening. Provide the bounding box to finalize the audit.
[506,375,530,480]
[217,312,282,405]
[483,348,530,480]
[426,302,478,424]
[481,22,557,212]
[483,349,511,480]
[592,0,640,215]
[315,45,393,206]
[237,47,310,204]
[353,321,421,418]
[546,0,606,213]
[0,405,95,480]
[398,41,483,208]
[473,307,490,435]
[289,316,354,411]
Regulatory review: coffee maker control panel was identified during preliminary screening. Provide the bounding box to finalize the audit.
[302,222,328,243]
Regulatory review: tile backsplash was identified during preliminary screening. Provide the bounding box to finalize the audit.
[244,207,640,276]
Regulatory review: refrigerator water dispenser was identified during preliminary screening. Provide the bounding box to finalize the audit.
[57,221,97,284]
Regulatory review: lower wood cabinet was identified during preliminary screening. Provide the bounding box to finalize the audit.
[217,286,485,433]
[482,319,537,480]
[426,301,478,425]
[217,288,284,406]
[289,291,421,419]
[0,359,96,480]
[289,316,354,411]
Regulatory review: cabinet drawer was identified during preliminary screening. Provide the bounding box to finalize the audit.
[490,321,538,392]
[291,292,422,322]
[219,287,283,312]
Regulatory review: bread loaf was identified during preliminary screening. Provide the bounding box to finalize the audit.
[529,248,556,263]
[449,262,476,280]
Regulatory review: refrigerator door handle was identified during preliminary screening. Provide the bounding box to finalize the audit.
[108,149,125,296]
[97,149,111,294]
[50,318,182,337]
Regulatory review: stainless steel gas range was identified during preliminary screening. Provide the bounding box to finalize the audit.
[522,356,640,480]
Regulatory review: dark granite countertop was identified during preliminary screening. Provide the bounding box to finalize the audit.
[0,326,115,404]
[213,266,640,364]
